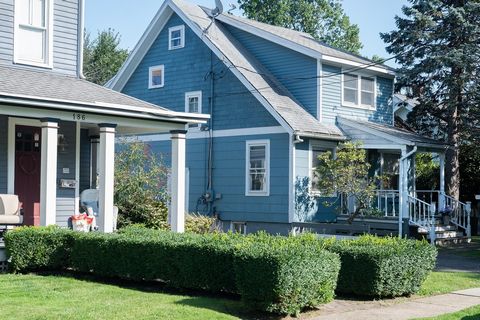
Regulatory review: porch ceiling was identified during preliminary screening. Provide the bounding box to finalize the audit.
[337,117,449,151]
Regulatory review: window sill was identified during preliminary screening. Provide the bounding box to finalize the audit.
[14,59,53,70]
[245,192,270,197]
[148,84,164,89]
[341,102,377,111]
[168,45,184,50]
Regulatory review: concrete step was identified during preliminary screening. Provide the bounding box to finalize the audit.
[418,225,457,233]
[435,236,471,247]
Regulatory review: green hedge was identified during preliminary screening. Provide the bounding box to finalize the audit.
[326,235,437,297]
[4,226,74,273]
[4,227,340,315]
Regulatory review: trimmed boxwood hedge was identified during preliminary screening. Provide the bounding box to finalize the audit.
[326,235,437,297]
[3,226,340,315]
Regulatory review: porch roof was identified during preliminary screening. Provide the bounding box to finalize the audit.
[337,117,449,151]
[0,65,209,125]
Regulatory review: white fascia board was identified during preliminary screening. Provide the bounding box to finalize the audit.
[168,2,294,135]
[337,117,409,145]
[109,3,174,91]
[322,55,396,77]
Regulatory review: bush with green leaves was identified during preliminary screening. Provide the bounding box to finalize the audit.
[4,226,74,273]
[326,235,437,297]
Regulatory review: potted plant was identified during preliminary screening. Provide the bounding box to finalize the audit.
[440,206,452,225]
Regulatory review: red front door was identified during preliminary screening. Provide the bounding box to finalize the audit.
[14,125,42,226]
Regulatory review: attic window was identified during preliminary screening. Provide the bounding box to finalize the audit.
[149,65,164,89]
[168,25,185,50]
[342,73,376,109]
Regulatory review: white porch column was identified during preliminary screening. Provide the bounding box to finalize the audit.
[40,118,59,226]
[98,124,116,233]
[170,130,187,233]
[439,152,446,210]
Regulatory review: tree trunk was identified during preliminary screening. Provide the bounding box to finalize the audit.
[445,103,460,200]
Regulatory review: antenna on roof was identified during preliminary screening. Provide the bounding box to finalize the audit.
[211,0,224,17]
[227,3,236,14]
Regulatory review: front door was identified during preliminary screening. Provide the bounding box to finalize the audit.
[14,125,42,226]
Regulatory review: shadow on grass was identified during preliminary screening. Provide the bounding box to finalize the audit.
[35,271,277,320]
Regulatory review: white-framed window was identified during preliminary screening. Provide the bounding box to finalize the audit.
[185,91,202,128]
[245,140,270,196]
[14,0,53,67]
[309,142,336,194]
[148,65,164,89]
[342,73,376,109]
[168,25,185,50]
[231,222,247,235]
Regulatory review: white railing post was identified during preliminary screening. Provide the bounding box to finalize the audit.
[439,153,446,210]
[466,201,472,238]
[429,203,437,244]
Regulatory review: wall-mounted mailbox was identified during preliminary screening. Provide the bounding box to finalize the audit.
[60,179,77,189]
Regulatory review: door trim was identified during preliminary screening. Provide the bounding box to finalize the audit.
[8,117,41,194]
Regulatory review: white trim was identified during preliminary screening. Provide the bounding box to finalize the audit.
[98,126,116,233]
[170,131,186,233]
[185,91,202,114]
[40,120,58,226]
[317,59,323,122]
[7,117,42,194]
[74,122,81,215]
[308,140,337,194]
[361,144,405,150]
[137,126,286,142]
[13,0,53,68]
[168,25,185,50]
[148,65,165,89]
[341,72,377,110]
[231,221,247,234]
[245,139,270,197]
[322,55,395,77]
[288,134,295,223]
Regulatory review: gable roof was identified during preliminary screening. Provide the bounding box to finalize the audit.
[0,64,208,124]
[215,13,395,75]
[110,0,346,140]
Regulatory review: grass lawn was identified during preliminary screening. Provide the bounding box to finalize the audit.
[416,304,480,319]
[0,273,256,320]
[419,271,480,296]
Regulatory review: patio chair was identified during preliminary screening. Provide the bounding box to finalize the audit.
[0,194,23,225]
[80,189,118,231]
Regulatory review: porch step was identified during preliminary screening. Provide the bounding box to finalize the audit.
[418,225,457,233]
[435,236,471,247]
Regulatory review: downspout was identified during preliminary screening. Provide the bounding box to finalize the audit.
[398,146,417,238]
[77,0,86,79]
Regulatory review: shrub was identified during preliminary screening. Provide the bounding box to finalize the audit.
[4,226,74,273]
[326,235,437,297]
[185,213,222,234]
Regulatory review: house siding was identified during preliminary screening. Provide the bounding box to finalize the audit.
[322,64,393,125]
[147,133,290,223]
[0,0,79,75]
[224,24,318,118]
[121,13,279,130]
[56,120,76,226]
[0,115,8,193]
[79,128,91,192]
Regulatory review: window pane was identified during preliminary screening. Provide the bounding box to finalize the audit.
[171,30,181,39]
[250,172,265,191]
[17,27,45,62]
[344,74,358,89]
[18,0,30,24]
[361,92,374,106]
[32,0,45,27]
[344,88,357,104]
[151,69,163,86]
[361,77,374,92]
[311,149,325,191]
[249,145,266,192]
[250,146,265,169]
[188,97,199,113]
[171,38,181,48]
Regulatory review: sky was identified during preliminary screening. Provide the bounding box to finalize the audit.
[85,0,409,67]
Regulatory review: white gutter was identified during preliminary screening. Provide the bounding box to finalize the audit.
[77,0,86,79]
[400,146,417,162]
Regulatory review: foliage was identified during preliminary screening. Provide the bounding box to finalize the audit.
[326,235,437,297]
[3,226,74,273]
[314,142,379,221]
[0,274,249,320]
[238,0,363,54]
[381,0,480,198]
[115,139,169,230]
[459,143,480,202]
[294,176,318,223]
[185,213,222,234]
[415,153,440,191]
[83,28,129,85]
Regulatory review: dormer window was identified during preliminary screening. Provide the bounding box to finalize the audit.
[14,0,52,67]
[342,73,376,109]
[148,65,164,89]
[168,25,185,50]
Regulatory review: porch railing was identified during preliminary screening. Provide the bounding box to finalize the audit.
[408,195,435,228]
[373,190,399,217]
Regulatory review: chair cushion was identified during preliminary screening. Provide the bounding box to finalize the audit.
[0,194,20,216]
[0,214,22,224]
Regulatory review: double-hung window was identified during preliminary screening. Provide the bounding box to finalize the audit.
[343,73,376,109]
[149,65,164,89]
[246,140,269,196]
[14,0,52,67]
[168,25,185,50]
[185,91,202,128]
[310,143,336,194]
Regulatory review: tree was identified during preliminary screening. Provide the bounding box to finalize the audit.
[381,0,480,199]
[315,142,379,222]
[238,0,363,54]
[83,29,129,85]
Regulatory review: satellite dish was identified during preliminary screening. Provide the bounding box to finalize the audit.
[211,0,224,16]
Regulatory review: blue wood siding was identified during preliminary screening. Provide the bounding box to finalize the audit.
[121,13,279,130]
[294,139,338,223]
[224,24,318,118]
[146,133,290,223]
[0,115,8,193]
[56,121,76,226]
[0,0,79,75]
[322,64,393,125]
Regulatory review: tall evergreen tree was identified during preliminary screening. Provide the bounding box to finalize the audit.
[238,0,362,54]
[83,29,129,85]
[381,0,480,199]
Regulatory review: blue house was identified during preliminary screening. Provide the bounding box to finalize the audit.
[110,0,471,240]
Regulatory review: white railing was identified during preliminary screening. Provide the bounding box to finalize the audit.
[374,190,400,217]
[444,194,471,237]
[408,195,436,228]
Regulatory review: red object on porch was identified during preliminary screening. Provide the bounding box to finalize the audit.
[14,126,41,226]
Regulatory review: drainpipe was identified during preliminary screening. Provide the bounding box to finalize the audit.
[77,0,86,79]
[399,146,417,238]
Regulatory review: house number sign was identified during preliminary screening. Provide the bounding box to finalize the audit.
[73,113,87,121]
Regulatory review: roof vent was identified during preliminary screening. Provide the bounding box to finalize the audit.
[211,0,224,16]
